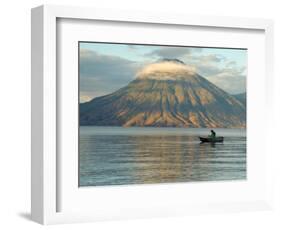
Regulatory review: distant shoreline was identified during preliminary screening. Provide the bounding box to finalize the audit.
[79,124,246,129]
[79,126,247,138]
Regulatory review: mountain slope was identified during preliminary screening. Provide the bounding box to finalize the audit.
[233,93,246,106]
[80,60,246,128]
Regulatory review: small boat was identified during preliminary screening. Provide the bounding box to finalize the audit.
[199,136,224,143]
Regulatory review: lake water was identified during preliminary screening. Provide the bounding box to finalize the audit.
[79,126,246,186]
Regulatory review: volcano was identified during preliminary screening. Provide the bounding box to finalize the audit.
[80,59,246,128]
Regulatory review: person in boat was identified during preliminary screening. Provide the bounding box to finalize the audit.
[209,130,216,139]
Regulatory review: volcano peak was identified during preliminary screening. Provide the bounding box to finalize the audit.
[160,58,185,64]
[136,59,196,81]
[80,60,246,128]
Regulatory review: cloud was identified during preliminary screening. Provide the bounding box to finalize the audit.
[80,46,247,99]
[149,47,191,59]
[141,45,246,94]
[183,57,223,76]
[196,54,225,63]
[179,52,246,94]
[136,61,196,80]
[80,95,93,103]
[147,47,202,60]
[226,61,237,67]
[80,49,139,100]
[146,47,232,81]
[205,66,247,94]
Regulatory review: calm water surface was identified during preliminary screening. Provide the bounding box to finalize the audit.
[79,126,246,186]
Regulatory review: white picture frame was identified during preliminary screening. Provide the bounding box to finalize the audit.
[31,4,274,225]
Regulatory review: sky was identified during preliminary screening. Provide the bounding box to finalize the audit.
[79,42,247,102]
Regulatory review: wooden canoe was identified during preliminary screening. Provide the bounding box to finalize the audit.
[199,136,224,143]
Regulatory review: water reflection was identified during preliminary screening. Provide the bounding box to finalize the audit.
[79,127,246,186]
